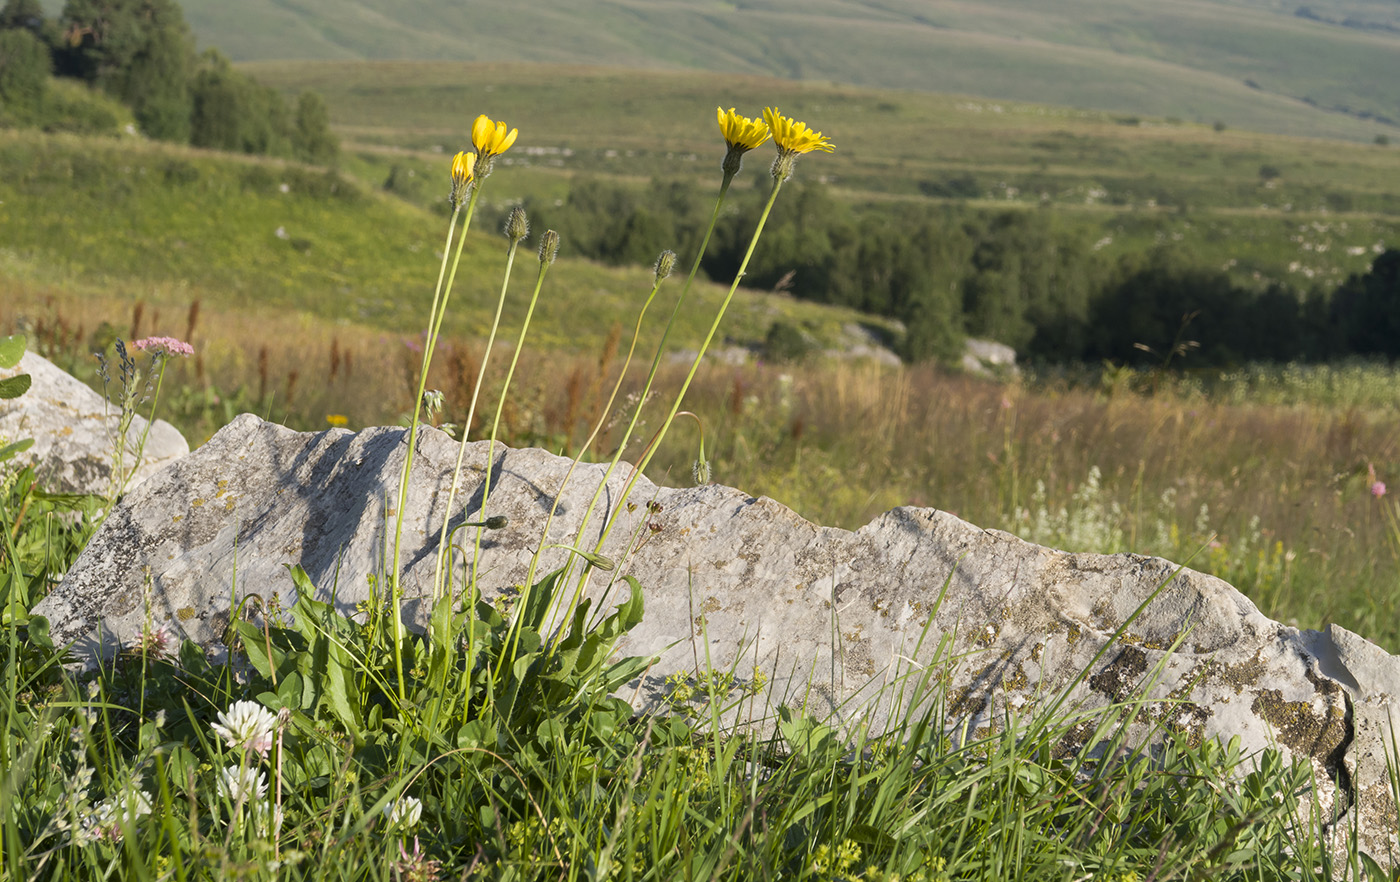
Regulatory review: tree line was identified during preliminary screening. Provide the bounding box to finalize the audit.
[520,177,1400,366]
[0,0,336,164]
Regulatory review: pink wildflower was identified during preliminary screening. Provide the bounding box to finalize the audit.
[133,336,194,357]
[1373,481,1387,499]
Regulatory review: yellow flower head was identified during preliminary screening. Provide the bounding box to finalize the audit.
[763,107,833,182]
[449,150,475,206]
[763,108,834,156]
[471,114,518,158]
[717,107,770,152]
[716,106,770,179]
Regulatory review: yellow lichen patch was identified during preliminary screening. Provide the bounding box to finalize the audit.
[176,606,196,621]
[973,621,1000,648]
[1250,689,1348,759]
[171,514,183,522]
[192,498,205,507]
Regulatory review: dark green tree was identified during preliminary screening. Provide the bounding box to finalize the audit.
[189,50,291,156]
[119,20,189,140]
[0,27,49,123]
[1330,249,1400,358]
[57,0,188,87]
[292,90,337,165]
[1,0,45,31]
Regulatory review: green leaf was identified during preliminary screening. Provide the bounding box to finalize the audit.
[0,438,33,463]
[0,374,31,400]
[25,614,52,651]
[287,567,363,745]
[518,567,563,632]
[0,334,25,369]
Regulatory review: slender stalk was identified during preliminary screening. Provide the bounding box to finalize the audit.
[387,188,477,702]
[593,176,785,557]
[430,224,524,603]
[546,175,737,623]
[481,251,556,684]
[510,265,668,619]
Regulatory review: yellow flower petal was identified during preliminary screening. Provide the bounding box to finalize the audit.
[471,114,518,158]
[717,106,770,151]
[763,107,834,155]
[451,150,475,185]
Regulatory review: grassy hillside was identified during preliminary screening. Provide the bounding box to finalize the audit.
[0,128,885,349]
[246,61,1400,293]
[164,0,1400,142]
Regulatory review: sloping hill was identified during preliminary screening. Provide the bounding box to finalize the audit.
[167,0,1399,142]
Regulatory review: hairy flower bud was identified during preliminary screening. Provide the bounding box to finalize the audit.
[538,229,560,266]
[654,250,676,283]
[504,206,529,243]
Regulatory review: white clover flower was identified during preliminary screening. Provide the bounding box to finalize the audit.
[210,700,278,757]
[81,790,153,844]
[220,765,269,803]
[383,795,423,830]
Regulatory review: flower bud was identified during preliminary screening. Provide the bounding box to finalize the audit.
[654,250,676,284]
[484,515,509,530]
[538,229,560,266]
[504,206,529,243]
[692,457,710,485]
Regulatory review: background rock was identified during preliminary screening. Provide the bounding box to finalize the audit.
[35,413,1400,860]
[0,351,189,495]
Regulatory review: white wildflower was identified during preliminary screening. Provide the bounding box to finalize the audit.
[210,700,278,757]
[383,795,423,830]
[220,765,269,803]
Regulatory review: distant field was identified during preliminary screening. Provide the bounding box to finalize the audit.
[0,128,889,358]
[246,60,1400,291]
[163,0,1400,142]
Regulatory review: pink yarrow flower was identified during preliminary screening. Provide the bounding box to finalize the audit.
[1373,481,1387,499]
[133,336,194,357]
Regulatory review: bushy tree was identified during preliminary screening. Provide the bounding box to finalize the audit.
[189,50,290,156]
[1330,249,1400,358]
[57,0,187,85]
[1,0,46,32]
[292,90,337,165]
[0,26,49,123]
[120,19,188,140]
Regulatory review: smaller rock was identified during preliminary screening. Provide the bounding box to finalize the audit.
[961,338,1018,377]
[0,351,189,495]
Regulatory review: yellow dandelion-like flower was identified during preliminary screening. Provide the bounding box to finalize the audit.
[717,107,769,152]
[763,107,833,182]
[763,107,834,156]
[717,106,770,178]
[449,150,475,206]
[471,114,518,159]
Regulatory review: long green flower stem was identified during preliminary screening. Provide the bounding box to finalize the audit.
[387,186,479,702]
[479,254,561,687]
[430,228,525,603]
[503,262,669,674]
[592,176,785,559]
[543,175,737,627]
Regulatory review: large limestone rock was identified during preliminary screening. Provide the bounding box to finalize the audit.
[0,351,188,495]
[36,414,1400,860]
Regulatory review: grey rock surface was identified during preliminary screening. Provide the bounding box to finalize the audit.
[0,351,189,495]
[36,414,1400,861]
